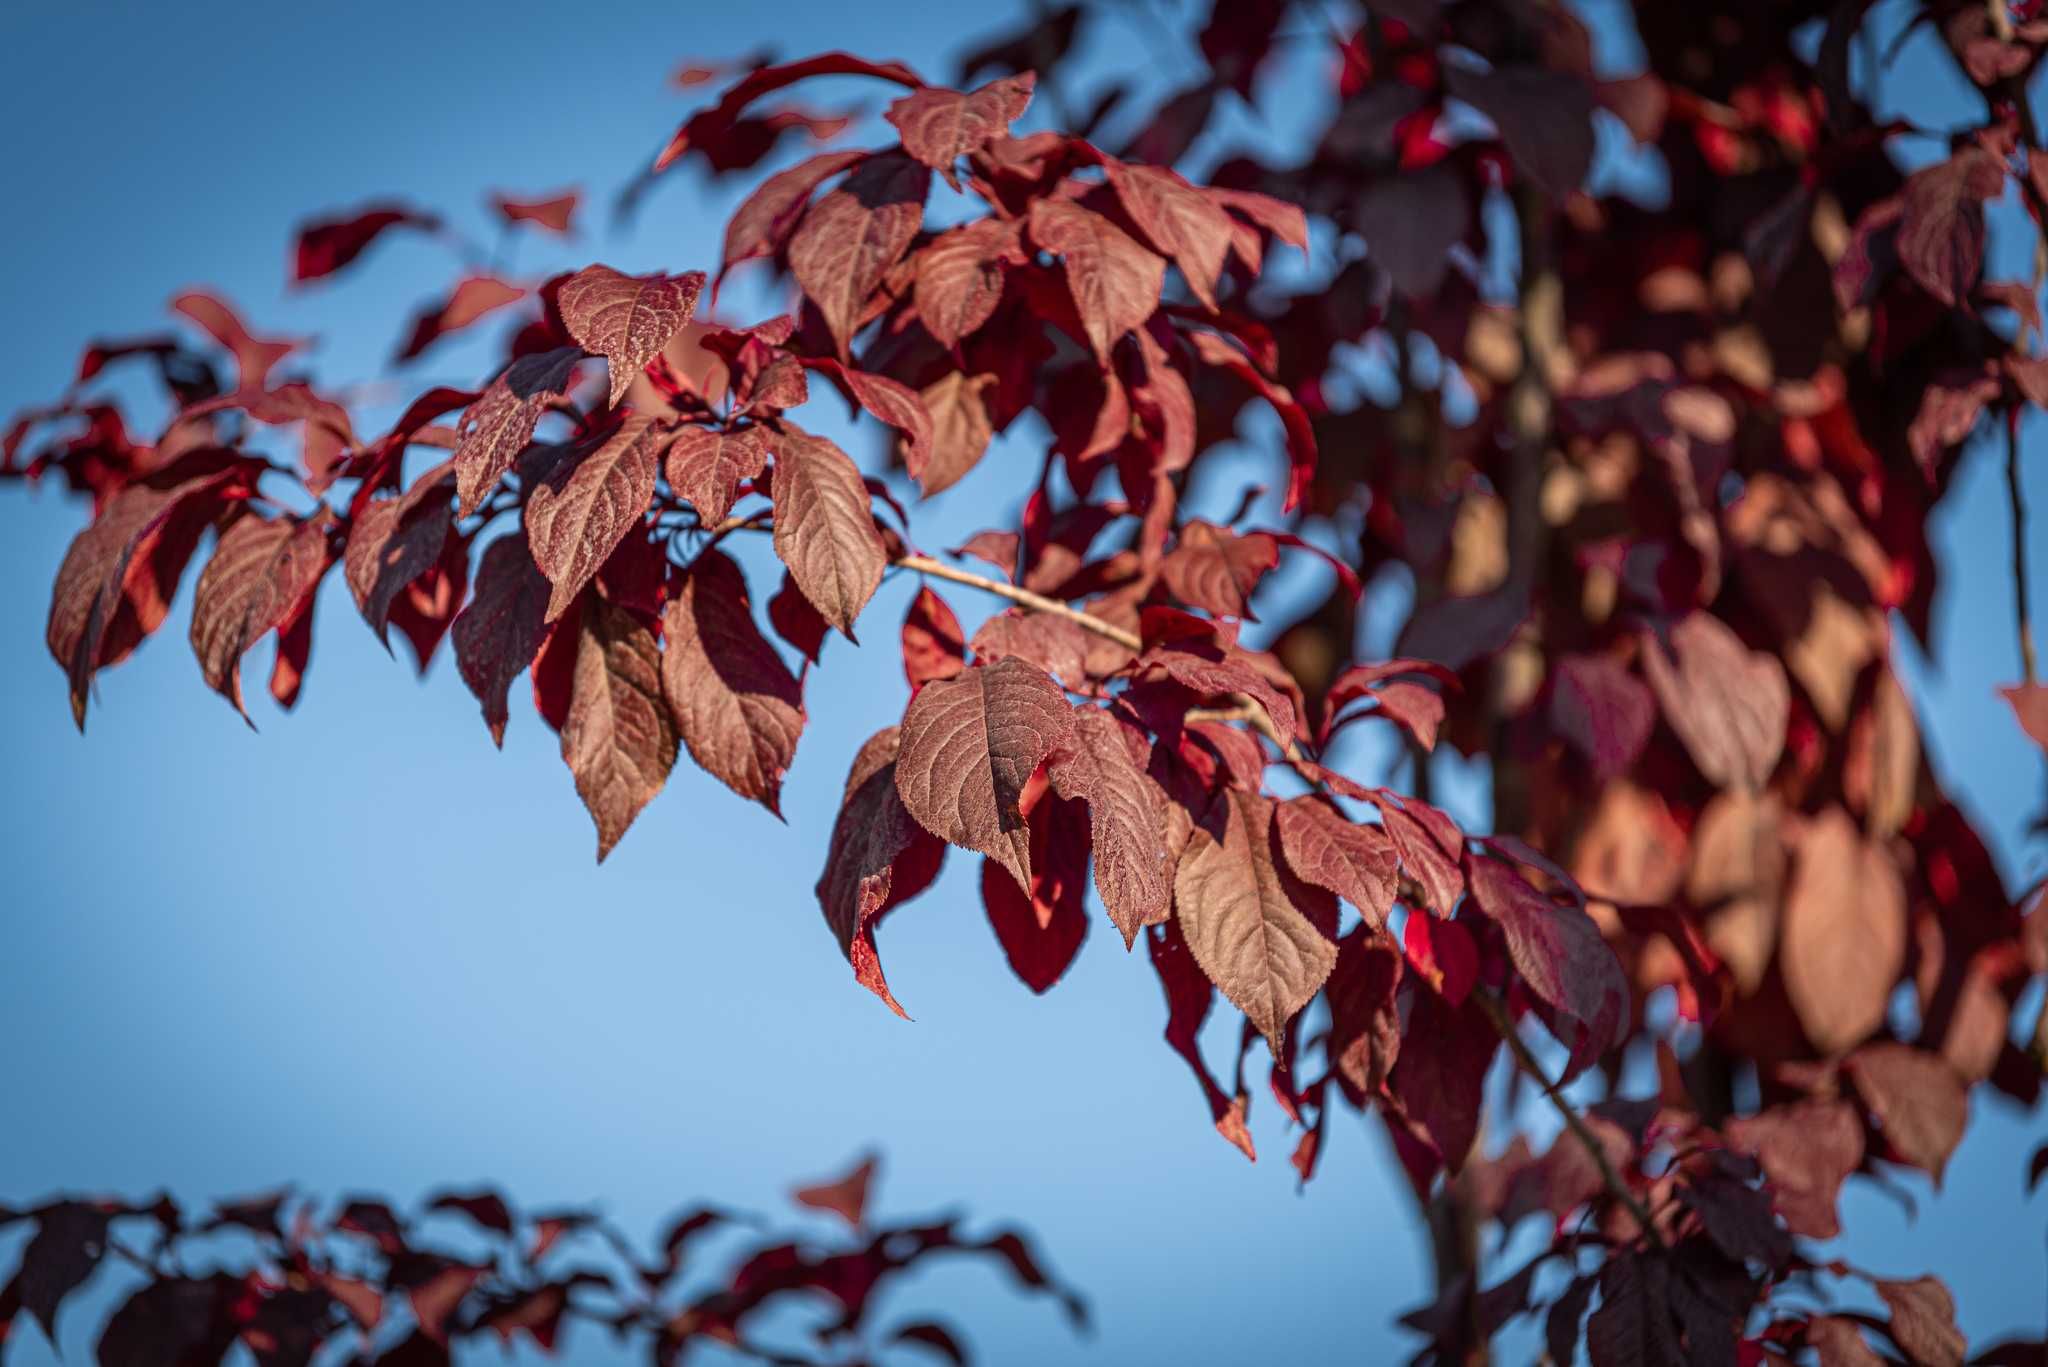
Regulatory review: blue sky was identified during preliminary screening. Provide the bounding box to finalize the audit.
[0,1,2044,1362]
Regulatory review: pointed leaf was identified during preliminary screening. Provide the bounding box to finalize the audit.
[665,424,768,525]
[452,535,553,745]
[1274,796,1397,929]
[561,598,677,860]
[895,656,1074,892]
[788,152,929,354]
[452,346,583,516]
[769,424,887,638]
[1046,706,1173,945]
[1027,198,1165,364]
[661,548,804,813]
[1174,787,1338,1049]
[525,414,665,622]
[189,514,330,721]
[886,74,1036,186]
[816,726,945,1016]
[558,265,706,408]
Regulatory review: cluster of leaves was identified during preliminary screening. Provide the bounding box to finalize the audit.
[0,1156,1083,1365]
[10,0,2048,1361]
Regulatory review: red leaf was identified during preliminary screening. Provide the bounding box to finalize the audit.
[885,74,1036,187]
[1389,988,1496,1170]
[1402,912,1478,1005]
[915,220,1024,349]
[1584,1252,1682,1367]
[665,424,768,526]
[662,549,805,814]
[560,598,677,860]
[2001,682,2048,751]
[1377,795,1465,915]
[525,414,666,622]
[490,189,578,234]
[1327,926,1403,1099]
[981,791,1091,992]
[292,203,440,283]
[1106,161,1237,311]
[816,726,944,1016]
[1159,520,1277,619]
[344,462,454,643]
[792,1153,878,1228]
[46,458,241,728]
[1175,787,1338,1049]
[452,535,553,746]
[452,346,584,517]
[803,357,934,477]
[768,570,830,666]
[393,277,526,362]
[895,656,1074,893]
[1550,653,1655,783]
[171,291,299,391]
[1465,853,1627,1064]
[1725,1099,1864,1239]
[1848,1044,1969,1183]
[1046,706,1173,946]
[557,265,705,409]
[718,149,868,291]
[1639,613,1788,792]
[1274,796,1397,929]
[915,371,997,496]
[769,424,887,638]
[1185,331,1317,511]
[1026,198,1165,365]
[1781,807,1907,1055]
[1897,148,2004,307]
[654,53,925,173]
[788,152,929,355]
[188,513,330,723]
[902,587,966,687]
[969,608,1090,686]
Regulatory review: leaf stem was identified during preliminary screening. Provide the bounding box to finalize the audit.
[1471,990,1667,1252]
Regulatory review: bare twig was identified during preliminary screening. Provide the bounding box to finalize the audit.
[1472,991,1666,1252]
[895,553,1142,649]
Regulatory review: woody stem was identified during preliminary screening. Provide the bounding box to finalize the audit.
[1472,990,1667,1252]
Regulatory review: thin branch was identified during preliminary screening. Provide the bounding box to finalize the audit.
[1472,991,1667,1252]
[894,553,1143,649]
[2009,416,2038,684]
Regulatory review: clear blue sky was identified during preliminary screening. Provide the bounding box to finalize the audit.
[0,2,2043,1362]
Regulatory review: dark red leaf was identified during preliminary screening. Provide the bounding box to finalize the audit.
[393,277,526,363]
[981,791,1091,992]
[662,548,805,813]
[1046,706,1173,946]
[816,726,945,1017]
[1027,198,1165,365]
[560,598,677,860]
[895,656,1074,893]
[452,535,553,746]
[525,414,665,622]
[1175,787,1338,1049]
[451,346,584,517]
[292,203,441,282]
[902,586,966,688]
[769,423,887,638]
[886,74,1036,187]
[789,152,930,355]
[189,514,331,723]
